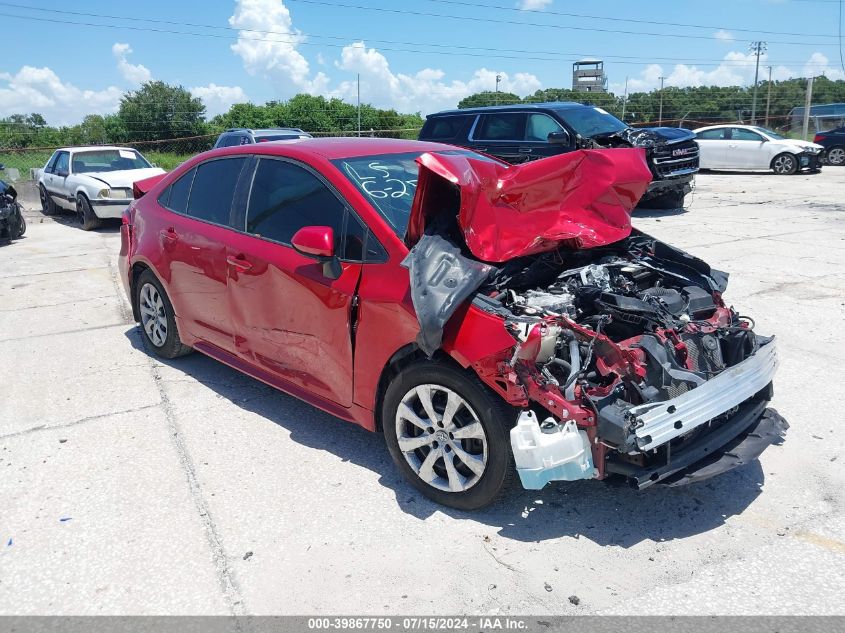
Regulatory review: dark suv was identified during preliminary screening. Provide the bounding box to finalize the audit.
[213,128,312,148]
[419,103,699,208]
[814,127,845,166]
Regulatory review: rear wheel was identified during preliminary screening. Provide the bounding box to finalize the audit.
[133,269,192,359]
[772,153,798,175]
[825,146,845,166]
[39,184,55,215]
[383,361,516,510]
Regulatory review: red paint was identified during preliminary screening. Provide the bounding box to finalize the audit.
[117,138,655,439]
[291,226,335,258]
[406,148,652,262]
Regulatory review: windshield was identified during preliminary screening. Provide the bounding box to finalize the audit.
[752,126,786,140]
[72,149,151,173]
[332,150,499,236]
[555,106,628,138]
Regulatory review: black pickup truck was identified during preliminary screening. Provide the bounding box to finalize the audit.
[419,102,699,209]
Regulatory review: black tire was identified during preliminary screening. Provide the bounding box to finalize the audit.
[771,153,798,175]
[825,146,845,166]
[76,194,101,231]
[13,209,25,239]
[39,184,55,215]
[382,360,517,510]
[645,190,686,210]
[133,269,192,359]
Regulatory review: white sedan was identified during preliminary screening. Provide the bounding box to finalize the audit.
[693,124,824,175]
[38,146,165,230]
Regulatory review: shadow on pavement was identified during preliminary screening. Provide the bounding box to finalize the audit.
[125,326,765,548]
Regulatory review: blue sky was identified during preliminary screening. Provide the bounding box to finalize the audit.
[1,0,844,125]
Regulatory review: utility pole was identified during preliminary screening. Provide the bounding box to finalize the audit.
[495,74,501,105]
[658,76,665,125]
[802,76,814,140]
[749,41,767,125]
[621,76,629,121]
[356,74,361,137]
[765,65,773,127]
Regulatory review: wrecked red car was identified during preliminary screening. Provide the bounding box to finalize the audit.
[119,138,786,510]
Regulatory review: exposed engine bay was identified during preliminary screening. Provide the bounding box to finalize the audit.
[402,149,786,491]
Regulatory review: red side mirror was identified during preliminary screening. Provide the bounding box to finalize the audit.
[291,226,335,259]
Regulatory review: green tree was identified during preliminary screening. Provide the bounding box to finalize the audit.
[457,91,521,108]
[118,81,206,141]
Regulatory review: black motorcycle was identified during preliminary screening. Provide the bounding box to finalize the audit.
[0,163,26,243]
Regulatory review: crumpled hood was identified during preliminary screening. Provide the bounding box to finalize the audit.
[80,167,166,189]
[614,126,696,148]
[405,148,653,263]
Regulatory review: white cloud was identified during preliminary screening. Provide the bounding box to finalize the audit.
[229,0,328,94]
[329,41,541,115]
[518,0,553,9]
[190,83,249,117]
[714,30,734,42]
[610,50,844,94]
[112,42,152,85]
[0,66,122,126]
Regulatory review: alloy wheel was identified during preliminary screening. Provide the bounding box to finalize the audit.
[394,384,488,493]
[827,147,845,166]
[139,282,168,347]
[773,154,796,174]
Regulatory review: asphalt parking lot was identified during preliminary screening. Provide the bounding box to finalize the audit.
[1,169,844,616]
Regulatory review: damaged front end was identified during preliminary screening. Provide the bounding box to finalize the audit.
[402,149,786,491]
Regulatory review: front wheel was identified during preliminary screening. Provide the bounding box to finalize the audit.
[76,195,101,231]
[772,153,798,175]
[382,361,516,510]
[825,146,845,166]
[645,190,686,210]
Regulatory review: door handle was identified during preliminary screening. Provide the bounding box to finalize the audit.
[226,254,253,271]
[728,144,738,148]
[518,147,533,153]
[159,227,178,242]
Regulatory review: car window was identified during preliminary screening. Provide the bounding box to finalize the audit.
[475,113,526,141]
[554,106,627,137]
[246,158,347,252]
[186,158,247,226]
[45,152,59,174]
[55,152,70,175]
[162,167,195,214]
[525,113,564,142]
[344,211,387,262]
[696,128,728,140]
[71,149,151,173]
[731,128,764,141]
[422,116,472,140]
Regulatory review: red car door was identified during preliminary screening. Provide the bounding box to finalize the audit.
[224,157,371,407]
[154,156,248,353]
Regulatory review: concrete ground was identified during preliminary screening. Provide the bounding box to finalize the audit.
[1,169,843,616]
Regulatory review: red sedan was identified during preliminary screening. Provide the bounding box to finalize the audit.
[119,138,786,509]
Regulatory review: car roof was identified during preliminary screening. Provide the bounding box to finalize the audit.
[208,137,459,160]
[55,146,141,153]
[223,128,306,135]
[427,101,593,117]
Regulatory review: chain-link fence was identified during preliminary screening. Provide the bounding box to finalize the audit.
[0,128,427,182]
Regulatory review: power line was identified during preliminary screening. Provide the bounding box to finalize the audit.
[420,0,839,39]
[0,4,838,66]
[284,0,838,47]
